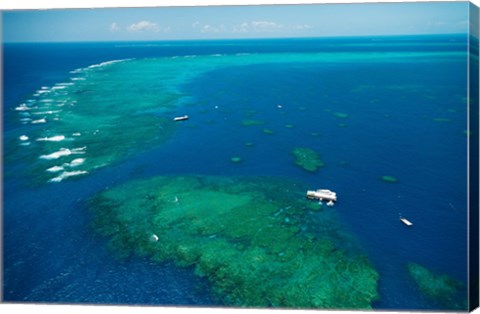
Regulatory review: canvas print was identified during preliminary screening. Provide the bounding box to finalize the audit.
[2,1,479,312]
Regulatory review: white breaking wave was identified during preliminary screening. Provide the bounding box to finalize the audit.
[36,90,51,95]
[51,85,67,91]
[67,158,85,167]
[31,118,47,124]
[45,158,86,174]
[68,59,133,76]
[19,135,29,141]
[15,104,33,111]
[36,135,66,142]
[40,148,73,160]
[32,110,61,115]
[87,59,133,70]
[39,147,86,160]
[48,170,88,183]
[71,146,87,152]
[46,166,64,173]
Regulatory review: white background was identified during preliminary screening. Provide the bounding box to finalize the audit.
[0,0,479,314]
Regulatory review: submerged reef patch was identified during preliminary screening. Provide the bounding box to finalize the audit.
[89,175,379,309]
[380,175,399,183]
[292,147,325,172]
[230,156,243,163]
[241,119,265,126]
[407,262,466,310]
[333,112,349,119]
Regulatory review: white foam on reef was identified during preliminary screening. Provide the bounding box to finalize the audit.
[51,85,67,91]
[72,133,81,137]
[48,170,88,183]
[40,148,73,160]
[69,59,132,75]
[32,110,61,115]
[36,135,65,142]
[71,146,87,152]
[31,118,47,124]
[15,104,33,111]
[46,166,64,173]
[86,59,133,70]
[39,147,85,160]
[19,135,29,141]
[67,158,85,167]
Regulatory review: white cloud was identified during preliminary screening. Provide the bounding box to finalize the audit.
[192,21,201,29]
[293,24,313,30]
[197,20,313,35]
[233,20,305,33]
[200,24,226,33]
[127,20,161,32]
[232,22,249,33]
[110,22,120,32]
[251,20,284,31]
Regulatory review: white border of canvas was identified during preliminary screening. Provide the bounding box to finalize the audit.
[0,1,478,314]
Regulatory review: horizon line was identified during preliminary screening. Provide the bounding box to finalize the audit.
[2,32,469,44]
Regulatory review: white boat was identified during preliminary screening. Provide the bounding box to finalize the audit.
[400,217,413,226]
[306,189,337,202]
[173,115,189,121]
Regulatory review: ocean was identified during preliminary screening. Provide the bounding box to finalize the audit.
[2,35,470,310]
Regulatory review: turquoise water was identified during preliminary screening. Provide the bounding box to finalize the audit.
[3,36,470,310]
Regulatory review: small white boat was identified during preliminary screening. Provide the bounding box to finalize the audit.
[400,217,413,226]
[173,115,189,121]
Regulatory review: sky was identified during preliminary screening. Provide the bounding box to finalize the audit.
[1,1,473,42]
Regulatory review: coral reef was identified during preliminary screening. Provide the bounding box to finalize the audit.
[230,157,243,163]
[89,175,379,309]
[407,262,466,310]
[292,147,325,172]
[333,112,349,119]
[380,175,399,183]
[241,119,265,126]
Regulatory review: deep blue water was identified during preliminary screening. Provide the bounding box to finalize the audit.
[2,36,470,309]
